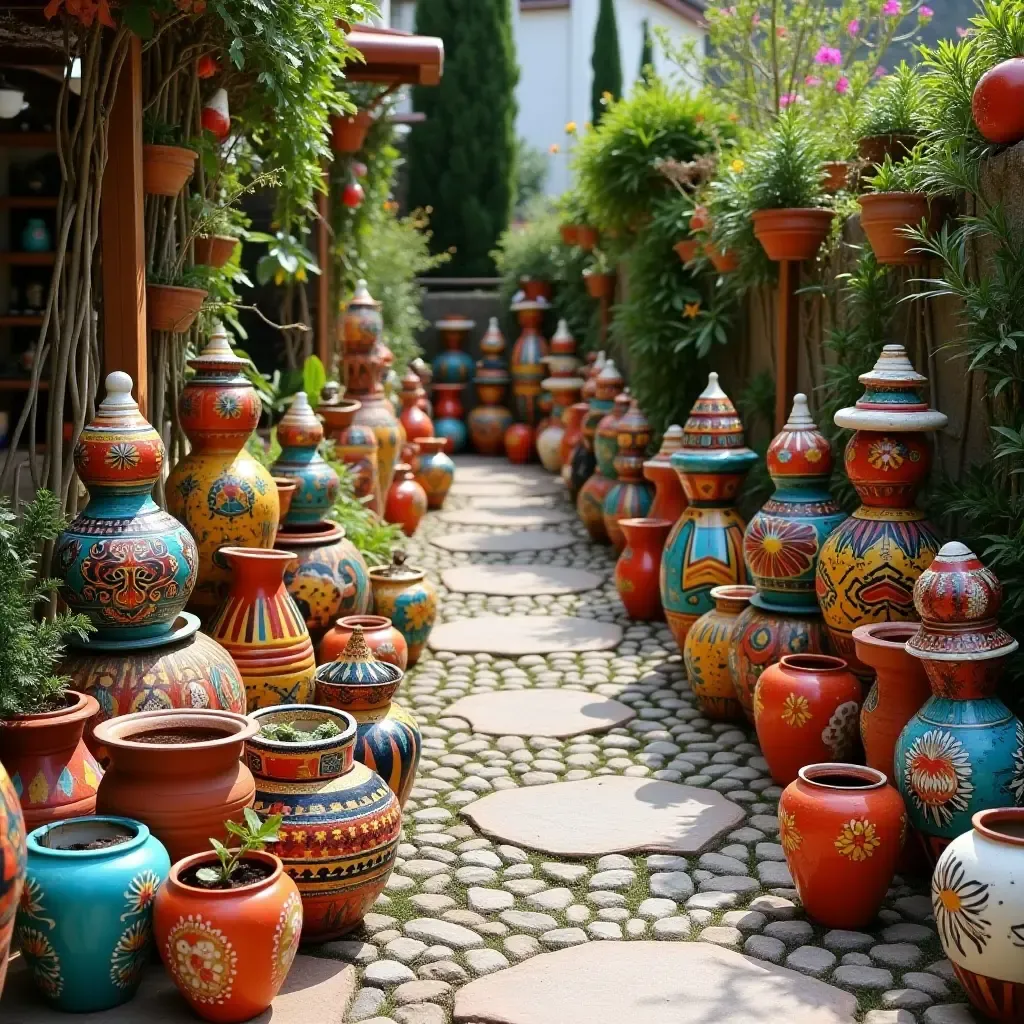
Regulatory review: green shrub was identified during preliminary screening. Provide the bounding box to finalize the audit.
[859,62,926,139]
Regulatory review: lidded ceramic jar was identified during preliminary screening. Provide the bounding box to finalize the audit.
[272,391,340,528]
[685,584,754,722]
[603,398,655,552]
[368,552,437,666]
[643,424,686,524]
[399,369,434,445]
[319,614,409,671]
[536,319,583,474]
[433,384,468,455]
[55,372,198,641]
[469,318,514,455]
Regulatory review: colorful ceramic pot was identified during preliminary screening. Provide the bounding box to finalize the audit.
[685,585,754,722]
[385,463,429,537]
[273,477,297,526]
[895,542,1023,860]
[398,370,435,444]
[433,384,468,455]
[153,849,301,1023]
[579,390,630,544]
[433,316,476,384]
[509,301,549,426]
[0,763,26,1001]
[167,325,279,619]
[536,321,583,474]
[319,398,380,514]
[314,628,421,806]
[816,345,947,678]
[15,816,170,1012]
[468,403,514,456]
[208,548,317,710]
[55,372,198,641]
[415,438,455,510]
[643,424,686,525]
[368,554,437,666]
[615,518,672,621]
[778,763,906,929]
[276,522,371,642]
[470,318,514,454]
[246,705,401,939]
[271,391,340,528]
[853,621,931,778]
[93,708,257,864]
[560,402,589,489]
[569,356,619,504]
[661,374,758,650]
[755,654,862,786]
[604,398,655,551]
[0,692,103,828]
[319,614,408,671]
[504,423,535,464]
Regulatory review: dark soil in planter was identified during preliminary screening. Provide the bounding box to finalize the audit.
[130,727,230,745]
[182,858,275,890]
[66,834,133,851]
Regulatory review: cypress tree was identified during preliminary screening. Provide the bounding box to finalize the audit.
[638,19,654,84]
[406,0,518,277]
[590,0,623,124]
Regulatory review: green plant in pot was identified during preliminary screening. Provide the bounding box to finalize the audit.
[141,116,197,198]
[858,62,925,167]
[191,195,244,270]
[558,190,591,247]
[582,248,615,299]
[146,265,209,334]
[859,151,933,266]
[817,103,859,195]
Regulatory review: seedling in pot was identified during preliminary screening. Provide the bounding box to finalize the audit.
[191,808,283,890]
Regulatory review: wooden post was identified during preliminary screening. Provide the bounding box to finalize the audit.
[316,176,330,370]
[774,260,800,432]
[100,34,147,414]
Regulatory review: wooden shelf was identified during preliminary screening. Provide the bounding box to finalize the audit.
[0,252,55,266]
[0,133,57,149]
[0,316,43,327]
[0,378,49,391]
[0,197,58,209]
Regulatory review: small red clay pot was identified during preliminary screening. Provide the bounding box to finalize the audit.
[522,278,552,302]
[857,133,918,167]
[583,271,616,300]
[504,423,535,464]
[704,242,740,273]
[559,403,589,479]
[142,143,196,197]
[319,614,409,671]
[560,223,580,246]
[858,192,932,265]
[331,110,373,153]
[779,762,906,929]
[194,234,237,268]
[755,654,863,786]
[615,518,673,621]
[384,463,428,537]
[576,225,599,251]
[146,284,207,333]
[272,476,296,525]
[752,208,834,262]
[822,161,852,194]
[674,238,700,263]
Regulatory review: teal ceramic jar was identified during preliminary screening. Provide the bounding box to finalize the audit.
[368,555,437,667]
[15,816,170,1012]
[272,391,340,527]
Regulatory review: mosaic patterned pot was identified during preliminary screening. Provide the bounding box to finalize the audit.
[615,518,672,622]
[468,402,514,457]
[368,554,437,667]
[604,398,655,552]
[245,706,401,941]
[271,391,340,528]
[578,390,630,544]
[415,438,455,510]
[15,816,169,1012]
[0,762,26,1001]
[319,399,380,514]
[509,301,548,426]
[643,424,686,526]
[319,614,409,671]
[568,355,615,503]
[470,318,514,454]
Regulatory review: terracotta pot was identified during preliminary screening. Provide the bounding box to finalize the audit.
[146,284,207,333]
[754,654,862,786]
[368,556,437,667]
[576,225,599,250]
[752,208,833,262]
[615,518,672,621]
[504,423,535,464]
[704,242,740,273]
[319,614,409,671]
[584,271,615,299]
[331,109,373,153]
[559,403,588,479]
[93,708,257,864]
[559,223,580,246]
[822,161,851,194]
[858,192,932,265]
[385,463,429,536]
[0,692,103,828]
[142,143,196,197]
[857,133,918,167]
[245,705,400,940]
[603,398,654,552]
[853,621,930,779]
[415,438,455,510]
[273,477,296,526]
[153,849,301,1022]
[778,762,906,929]
[321,398,380,514]
[642,425,686,525]
[194,234,237,268]
[0,763,25,1001]
[674,238,700,264]
[522,279,552,302]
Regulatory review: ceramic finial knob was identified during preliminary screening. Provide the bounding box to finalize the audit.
[100,371,136,410]
[784,393,815,430]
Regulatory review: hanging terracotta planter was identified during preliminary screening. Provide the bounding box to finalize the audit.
[674,238,700,263]
[146,284,207,333]
[331,109,373,153]
[822,161,851,194]
[522,278,552,302]
[857,133,918,167]
[560,223,580,246]
[858,192,932,265]
[752,208,834,262]
[704,242,740,273]
[142,143,196,197]
[584,271,615,299]
[194,233,237,268]
[576,225,599,251]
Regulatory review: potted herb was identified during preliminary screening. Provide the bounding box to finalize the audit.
[153,809,303,1022]
[192,196,241,269]
[557,191,589,246]
[859,153,933,265]
[858,62,924,167]
[583,249,615,299]
[0,491,99,829]
[146,266,209,333]
[142,118,197,198]
[748,110,834,262]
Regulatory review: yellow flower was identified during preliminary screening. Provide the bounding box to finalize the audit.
[549,143,560,154]
[565,121,578,134]
[296,267,307,283]
[684,301,701,319]
[730,158,745,173]
[602,90,613,101]
[752,679,765,720]
[834,819,881,861]
[274,268,286,286]
[781,692,812,728]
[779,809,802,852]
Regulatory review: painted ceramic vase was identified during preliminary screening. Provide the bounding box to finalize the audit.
[314,627,422,806]
[343,281,402,507]
[55,372,197,641]
[853,621,931,778]
[93,708,257,864]
[271,391,340,528]
[320,398,380,514]
[208,548,317,711]
[153,849,301,1023]
[816,345,947,678]
[0,692,103,828]
[509,301,549,426]
[398,369,435,443]
[615,518,672,621]
[504,423,535,464]
[536,319,583,474]
[0,763,26,1001]
[685,585,755,722]
[895,542,1023,860]
[319,614,409,671]
[385,463,428,537]
[778,763,906,929]
[661,373,758,650]
[433,384,468,455]
[62,613,246,758]
[433,316,476,384]
[166,325,279,619]
[369,553,437,666]
[560,402,589,490]
[15,816,170,1012]
[415,438,455,510]
[643,424,686,525]
[245,705,401,940]
[604,398,655,552]
[568,354,614,504]
[469,318,514,454]
[578,390,631,544]
[468,403,514,456]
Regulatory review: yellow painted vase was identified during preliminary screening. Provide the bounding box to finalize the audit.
[684,585,754,722]
[368,553,437,667]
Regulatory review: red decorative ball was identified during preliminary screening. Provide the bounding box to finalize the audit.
[342,182,365,209]
[972,57,1024,144]
[504,423,535,464]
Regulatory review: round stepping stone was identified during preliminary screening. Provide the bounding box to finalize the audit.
[429,615,622,655]
[453,942,857,1024]
[449,481,566,498]
[461,776,744,856]
[431,531,574,554]
[469,495,560,509]
[441,565,603,596]
[439,507,575,527]
[446,690,635,738]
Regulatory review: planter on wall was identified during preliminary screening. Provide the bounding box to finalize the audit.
[194,234,237,268]
[584,271,616,299]
[858,192,932,265]
[752,208,833,262]
[146,284,207,333]
[576,225,599,251]
[331,109,373,153]
[857,133,918,167]
[822,161,851,194]
[560,223,580,246]
[142,144,196,197]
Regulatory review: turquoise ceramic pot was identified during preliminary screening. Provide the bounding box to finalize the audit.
[15,816,170,1012]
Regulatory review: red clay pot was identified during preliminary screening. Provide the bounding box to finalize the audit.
[857,133,919,167]
[319,614,409,671]
[504,423,535,464]
[559,403,588,479]
[858,192,932,265]
[384,463,428,537]
[273,477,297,526]
[615,518,673,621]
[331,110,373,153]
[583,271,616,299]
[674,238,700,263]
[142,143,196,197]
[560,224,580,246]
[755,654,863,786]
[973,58,1024,144]
[147,284,207,333]
[194,234,237,268]
[522,279,552,302]
[752,208,833,262]
[822,161,852,194]
[576,225,599,251]
[704,242,740,273]
[779,762,906,929]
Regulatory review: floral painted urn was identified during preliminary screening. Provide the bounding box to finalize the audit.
[816,345,947,679]
[509,301,549,426]
[368,552,437,666]
[577,384,629,544]
[643,424,686,525]
[468,318,513,455]
[272,391,340,528]
[56,372,198,641]
[603,398,655,552]
[415,438,455,510]
[433,315,476,384]
[685,585,754,721]
[895,542,1023,860]
[320,398,380,514]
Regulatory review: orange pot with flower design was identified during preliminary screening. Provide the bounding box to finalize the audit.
[778,762,906,929]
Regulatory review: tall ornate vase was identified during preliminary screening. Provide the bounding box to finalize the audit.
[0,764,25,1001]
[433,316,476,384]
[604,398,655,552]
[385,464,428,537]
[433,384,468,455]
[560,402,589,489]
[660,374,757,651]
[167,325,279,619]
[536,320,583,473]
[569,355,617,504]
[895,542,1023,860]
[399,369,435,444]
[368,554,437,666]
[509,301,548,426]
[415,438,455,510]
[615,518,672,621]
[55,372,198,641]
[469,317,513,455]
[271,391,340,528]
[208,548,316,711]
[816,345,947,678]
[684,585,754,722]
[320,398,380,514]
[245,705,401,941]
[643,424,686,525]
[578,388,630,544]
